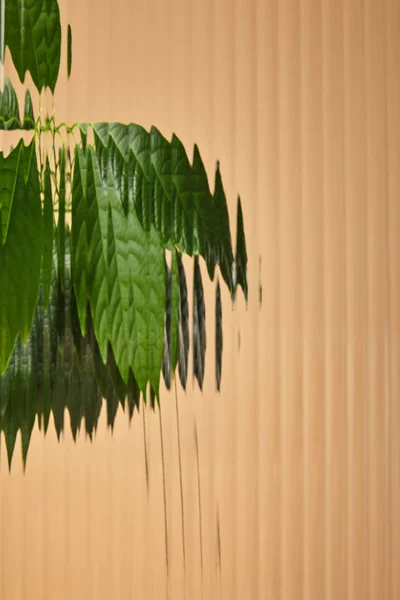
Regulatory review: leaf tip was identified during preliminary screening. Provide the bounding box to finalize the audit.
[67,24,72,78]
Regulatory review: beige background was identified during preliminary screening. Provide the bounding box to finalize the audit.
[1,0,399,598]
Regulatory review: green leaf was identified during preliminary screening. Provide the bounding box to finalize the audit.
[0,142,19,244]
[77,148,109,362]
[0,1,4,63]
[71,146,89,337]
[23,89,35,130]
[193,256,206,390]
[59,226,78,417]
[19,340,38,469]
[42,159,54,309]
[149,386,157,410]
[235,195,248,303]
[5,0,62,93]
[106,346,127,408]
[106,391,119,431]
[126,371,140,420]
[0,341,18,467]
[78,123,88,151]
[80,337,102,439]
[212,164,234,294]
[0,222,155,461]
[0,78,35,130]
[0,77,20,130]
[105,156,166,394]
[67,347,83,441]
[170,249,179,374]
[177,252,189,390]
[52,343,65,439]
[0,328,37,469]
[91,122,236,294]
[0,140,43,373]
[162,256,172,389]
[34,240,59,432]
[61,227,84,441]
[72,146,166,394]
[57,146,66,291]
[191,144,215,274]
[215,279,223,390]
[67,23,72,78]
[4,416,17,470]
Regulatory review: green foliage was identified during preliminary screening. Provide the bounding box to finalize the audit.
[0,232,135,465]
[235,196,248,303]
[193,257,206,390]
[177,252,190,390]
[91,123,235,293]
[5,0,61,93]
[67,24,72,78]
[215,279,223,390]
[42,159,54,308]
[57,147,66,291]
[0,0,248,464]
[0,140,44,373]
[71,145,166,394]
[0,77,35,130]
[170,250,180,374]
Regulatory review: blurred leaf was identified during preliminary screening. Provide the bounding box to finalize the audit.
[193,257,206,390]
[106,158,165,394]
[215,279,223,391]
[162,249,181,387]
[0,142,19,244]
[78,123,88,151]
[177,253,189,390]
[92,123,236,294]
[72,146,166,394]
[149,386,157,410]
[235,196,248,303]
[0,77,20,130]
[211,164,234,293]
[0,140,42,373]
[106,391,119,431]
[162,255,172,390]
[170,249,179,374]
[71,147,89,338]
[35,242,59,433]
[42,159,54,309]
[52,344,65,440]
[57,147,66,292]
[67,24,72,78]
[67,347,83,441]
[0,78,35,130]
[106,344,128,407]
[126,371,140,421]
[23,89,35,130]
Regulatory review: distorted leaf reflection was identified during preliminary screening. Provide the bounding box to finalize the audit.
[0,227,240,468]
